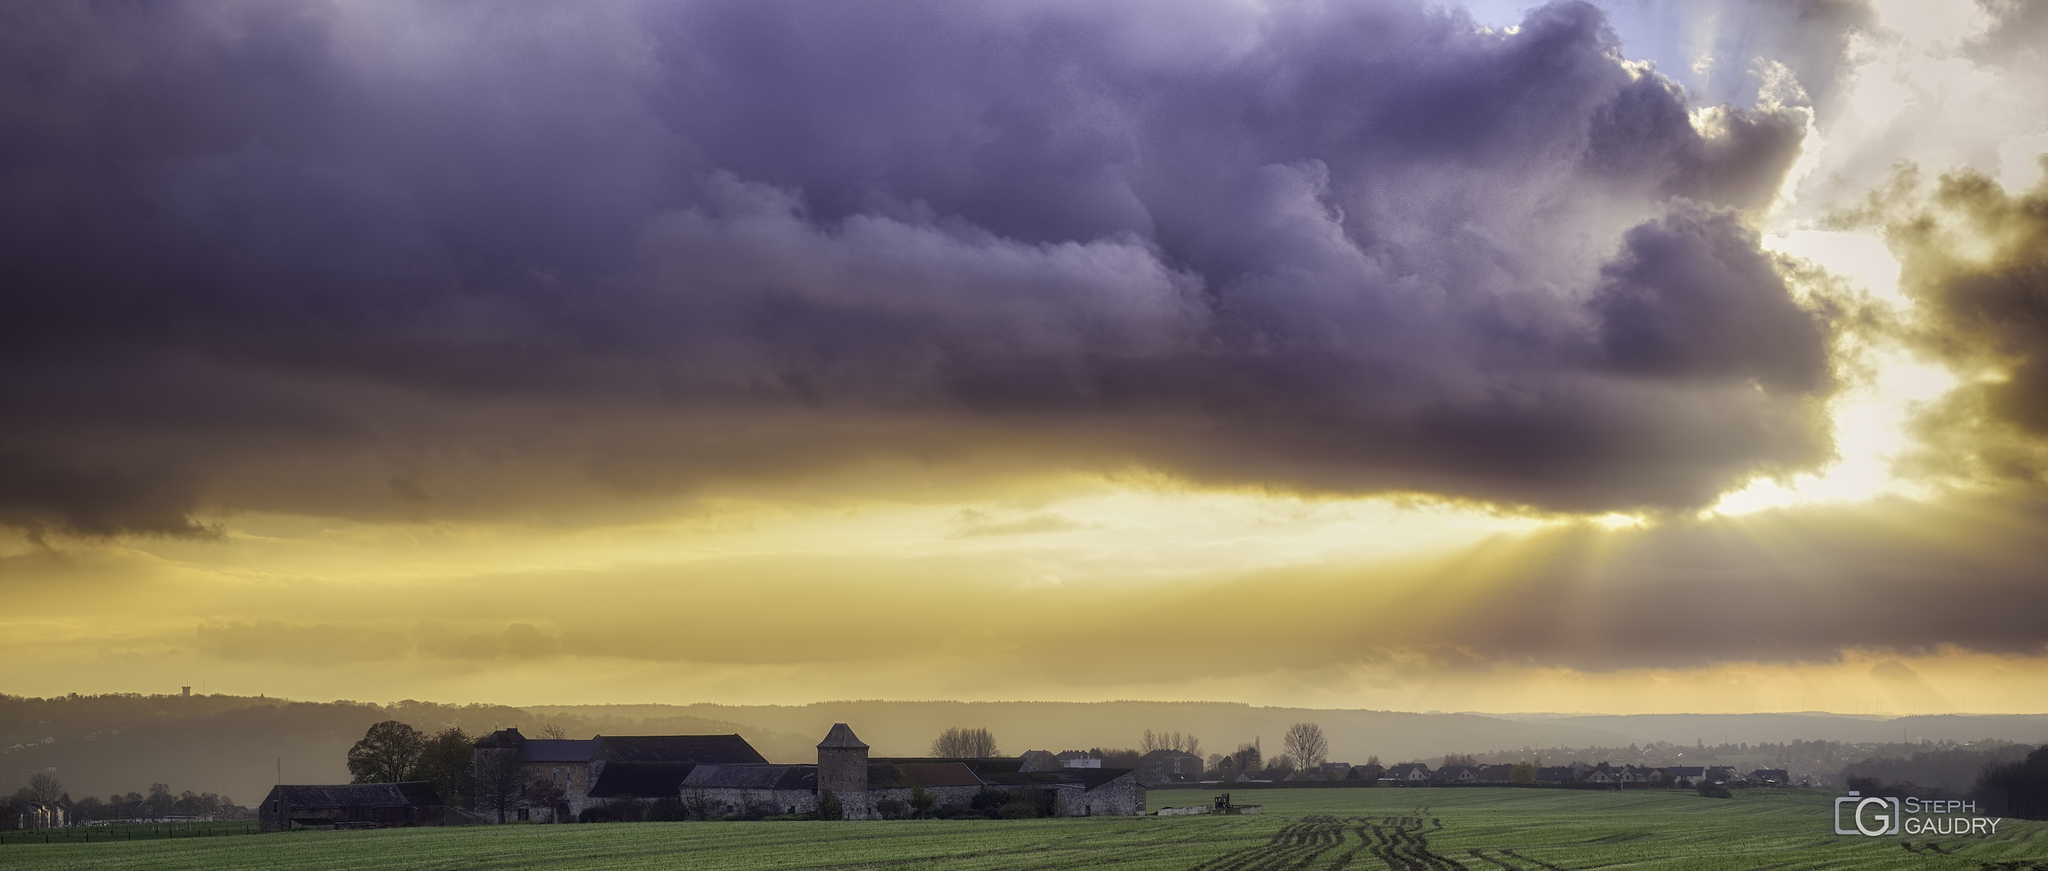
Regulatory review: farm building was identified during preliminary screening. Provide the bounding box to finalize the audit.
[682,724,1145,819]
[473,728,766,820]
[472,723,1142,821]
[259,782,448,831]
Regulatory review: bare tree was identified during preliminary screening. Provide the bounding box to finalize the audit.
[27,772,63,803]
[1141,729,1201,756]
[929,727,999,758]
[536,723,570,740]
[347,720,426,783]
[1283,723,1328,771]
[526,772,569,822]
[475,748,527,824]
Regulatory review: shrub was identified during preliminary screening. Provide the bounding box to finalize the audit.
[1697,782,1733,799]
[874,798,909,820]
[642,798,687,822]
[909,787,937,819]
[578,805,628,823]
[997,801,1038,819]
[818,790,843,821]
[969,787,1008,816]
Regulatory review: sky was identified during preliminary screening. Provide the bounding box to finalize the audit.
[2,0,2045,715]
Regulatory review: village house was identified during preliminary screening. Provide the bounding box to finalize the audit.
[1380,762,1432,783]
[1016,750,1059,771]
[1054,750,1103,769]
[1661,766,1706,786]
[1473,764,1517,784]
[1137,749,1205,785]
[259,783,448,831]
[1433,765,1478,784]
[5,801,65,831]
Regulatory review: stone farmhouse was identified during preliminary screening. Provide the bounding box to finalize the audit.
[684,724,1144,819]
[475,723,1143,821]
[473,728,766,821]
[259,782,449,831]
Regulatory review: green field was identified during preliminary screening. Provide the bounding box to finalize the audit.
[3,789,2044,870]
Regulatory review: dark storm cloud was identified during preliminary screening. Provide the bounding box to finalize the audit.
[0,0,1829,535]
[1837,166,2048,489]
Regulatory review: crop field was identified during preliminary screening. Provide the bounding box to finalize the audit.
[2,788,2043,870]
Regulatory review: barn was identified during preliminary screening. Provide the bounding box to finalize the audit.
[259,782,448,831]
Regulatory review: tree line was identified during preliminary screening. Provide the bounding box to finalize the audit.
[6,771,239,825]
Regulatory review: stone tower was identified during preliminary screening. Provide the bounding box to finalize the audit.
[816,723,870,818]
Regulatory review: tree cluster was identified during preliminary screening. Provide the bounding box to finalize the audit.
[1976,745,2048,821]
[344,720,477,809]
[7,775,237,822]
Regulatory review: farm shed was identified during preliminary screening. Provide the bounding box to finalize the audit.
[259,782,448,831]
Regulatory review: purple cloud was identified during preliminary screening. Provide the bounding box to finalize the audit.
[0,0,1831,535]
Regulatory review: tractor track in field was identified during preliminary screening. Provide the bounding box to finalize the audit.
[1185,809,1490,871]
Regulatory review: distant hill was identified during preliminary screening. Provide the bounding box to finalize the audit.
[1514,713,2048,746]
[0,694,803,805]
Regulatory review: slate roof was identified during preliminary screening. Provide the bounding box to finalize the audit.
[867,762,983,789]
[601,735,767,765]
[817,723,869,750]
[474,728,526,749]
[977,767,1135,792]
[267,782,443,809]
[516,738,602,763]
[588,762,699,798]
[682,764,816,791]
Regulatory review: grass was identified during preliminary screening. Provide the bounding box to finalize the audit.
[2,788,2043,870]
